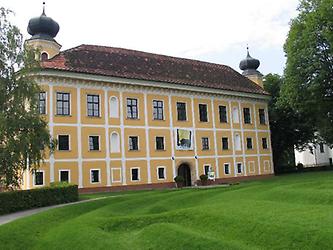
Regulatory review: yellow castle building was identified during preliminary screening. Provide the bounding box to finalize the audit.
[23,6,273,191]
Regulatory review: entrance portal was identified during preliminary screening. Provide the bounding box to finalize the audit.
[178,163,191,186]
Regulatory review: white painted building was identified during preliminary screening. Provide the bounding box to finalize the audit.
[295,143,333,167]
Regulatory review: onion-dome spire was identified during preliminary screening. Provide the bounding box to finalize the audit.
[27,2,60,41]
[239,46,260,71]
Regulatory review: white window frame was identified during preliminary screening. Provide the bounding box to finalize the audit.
[126,97,140,119]
[248,161,255,174]
[152,99,165,121]
[57,134,71,151]
[111,168,122,183]
[39,90,48,115]
[155,136,165,151]
[232,107,239,123]
[90,168,101,184]
[236,162,243,174]
[218,104,228,123]
[55,92,72,116]
[59,169,71,183]
[203,164,211,175]
[128,135,139,151]
[224,163,231,175]
[33,170,45,187]
[264,160,270,172]
[110,132,120,153]
[176,101,188,121]
[198,103,209,122]
[201,137,210,150]
[243,107,252,124]
[157,166,166,180]
[88,135,100,151]
[246,137,253,150]
[86,93,102,118]
[130,167,140,182]
[110,96,119,118]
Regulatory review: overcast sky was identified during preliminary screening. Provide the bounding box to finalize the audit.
[1,0,299,75]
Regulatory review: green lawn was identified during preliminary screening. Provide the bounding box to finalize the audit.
[1,172,333,250]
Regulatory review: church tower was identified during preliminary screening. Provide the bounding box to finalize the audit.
[239,47,263,88]
[25,2,61,60]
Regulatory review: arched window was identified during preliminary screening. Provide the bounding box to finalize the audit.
[110,96,119,118]
[110,132,120,153]
[41,52,49,61]
[232,107,239,123]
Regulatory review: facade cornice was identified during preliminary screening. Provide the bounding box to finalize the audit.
[33,69,270,102]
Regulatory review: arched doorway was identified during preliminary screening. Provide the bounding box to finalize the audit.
[178,163,191,186]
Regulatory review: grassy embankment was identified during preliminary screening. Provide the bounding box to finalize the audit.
[0,172,332,249]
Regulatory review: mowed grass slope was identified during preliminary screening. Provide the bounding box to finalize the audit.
[1,172,333,250]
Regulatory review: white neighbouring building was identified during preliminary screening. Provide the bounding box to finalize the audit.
[295,143,333,167]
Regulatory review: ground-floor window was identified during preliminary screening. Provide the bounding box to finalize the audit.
[157,167,165,180]
[90,169,100,183]
[59,170,70,182]
[237,163,243,174]
[34,171,44,186]
[224,163,230,175]
[204,165,210,175]
[131,168,140,181]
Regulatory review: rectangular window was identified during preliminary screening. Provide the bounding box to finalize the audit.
[157,167,165,180]
[177,102,187,121]
[87,94,100,117]
[262,138,268,149]
[58,135,69,151]
[259,109,266,125]
[243,108,251,124]
[319,143,325,153]
[224,163,230,175]
[127,98,138,119]
[38,92,46,115]
[131,168,139,181]
[155,136,165,150]
[153,100,164,120]
[56,92,70,116]
[129,136,139,151]
[202,137,209,150]
[219,105,227,123]
[246,138,253,149]
[89,136,100,151]
[222,137,229,150]
[59,170,69,182]
[90,169,100,183]
[204,165,210,175]
[237,163,242,174]
[34,171,44,186]
[199,104,208,122]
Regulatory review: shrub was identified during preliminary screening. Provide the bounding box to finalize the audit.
[174,175,184,183]
[297,163,304,171]
[200,174,208,181]
[0,184,78,215]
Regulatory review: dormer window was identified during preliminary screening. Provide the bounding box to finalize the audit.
[41,52,48,61]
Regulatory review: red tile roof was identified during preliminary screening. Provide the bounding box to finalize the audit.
[41,44,268,95]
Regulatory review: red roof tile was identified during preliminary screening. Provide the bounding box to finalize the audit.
[41,44,268,95]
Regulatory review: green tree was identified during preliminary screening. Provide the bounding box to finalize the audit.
[0,8,52,189]
[282,0,333,145]
[264,74,314,172]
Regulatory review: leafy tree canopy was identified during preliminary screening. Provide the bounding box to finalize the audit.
[0,8,52,189]
[264,74,315,171]
[282,0,333,145]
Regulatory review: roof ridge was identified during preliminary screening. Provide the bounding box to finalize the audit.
[72,44,230,69]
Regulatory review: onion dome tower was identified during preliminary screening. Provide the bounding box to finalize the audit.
[25,2,61,60]
[239,46,263,87]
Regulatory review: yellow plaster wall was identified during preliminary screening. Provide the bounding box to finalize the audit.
[54,161,79,185]
[198,158,216,176]
[218,157,234,178]
[171,96,193,127]
[150,159,173,183]
[53,86,77,124]
[81,127,106,159]
[240,103,255,130]
[124,128,146,158]
[110,160,122,186]
[193,98,213,128]
[53,126,78,159]
[125,160,147,185]
[196,130,215,156]
[108,91,121,126]
[216,131,233,156]
[149,129,172,157]
[82,161,107,188]
[214,100,231,129]
[80,88,105,125]
[147,94,170,127]
[123,92,145,126]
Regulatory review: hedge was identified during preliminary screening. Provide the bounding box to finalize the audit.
[0,182,79,215]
